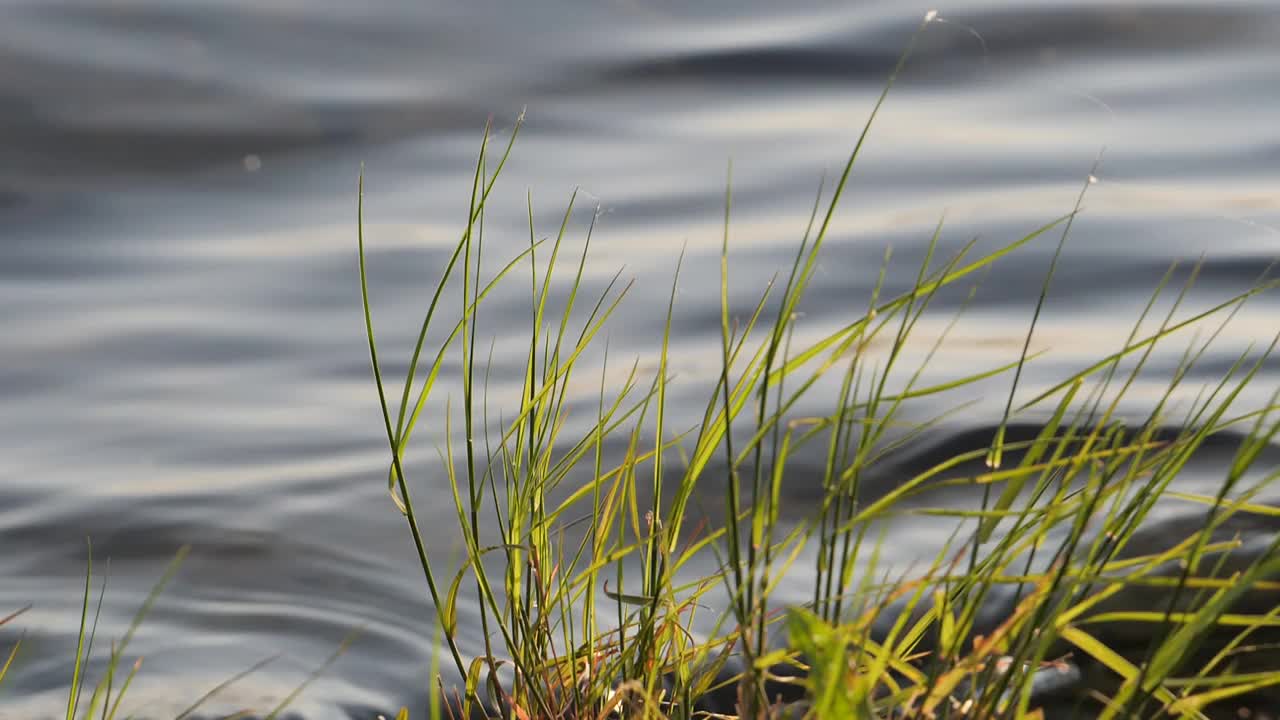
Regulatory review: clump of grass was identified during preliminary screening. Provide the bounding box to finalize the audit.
[359,19,1280,720]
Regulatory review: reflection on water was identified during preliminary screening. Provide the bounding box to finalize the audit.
[1,1,1278,717]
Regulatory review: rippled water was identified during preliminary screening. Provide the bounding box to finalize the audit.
[2,1,1279,717]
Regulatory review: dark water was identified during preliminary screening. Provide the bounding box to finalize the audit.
[2,1,1279,717]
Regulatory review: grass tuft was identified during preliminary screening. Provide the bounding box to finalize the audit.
[358,22,1280,720]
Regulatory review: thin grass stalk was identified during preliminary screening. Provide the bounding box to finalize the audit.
[391,115,524,470]
[357,171,470,691]
[459,128,497,701]
[712,162,760,715]
[77,558,109,720]
[0,630,22,691]
[665,13,945,566]
[987,156,1100,471]
[754,322,800,668]
[263,628,360,720]
[173,654,280,720]
[67,540,92,720]
[630,245,684,689]
[97,642,113,720]
[103,658,140,720]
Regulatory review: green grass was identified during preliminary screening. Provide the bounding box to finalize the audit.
[358,19,1280,720]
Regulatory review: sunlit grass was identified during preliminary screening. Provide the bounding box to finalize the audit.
[361,152,1280,717]
[357,21,1280,720]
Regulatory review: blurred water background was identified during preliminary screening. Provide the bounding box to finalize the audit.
[2,1,1278,717]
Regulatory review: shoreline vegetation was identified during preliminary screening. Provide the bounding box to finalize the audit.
[4,12,1279,720]
[354,16,1280,719]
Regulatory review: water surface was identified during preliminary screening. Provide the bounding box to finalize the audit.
[2,1,1278,717]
